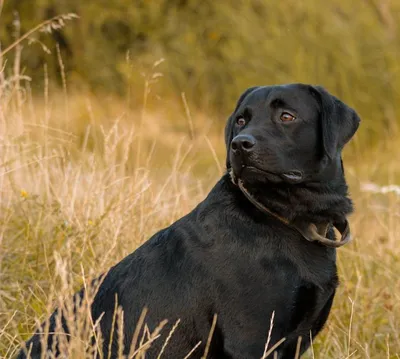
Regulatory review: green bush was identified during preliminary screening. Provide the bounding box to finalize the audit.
[1,0,399,144]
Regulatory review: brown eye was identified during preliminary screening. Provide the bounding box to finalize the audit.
[280,112,296,122]
[236,117,246,126]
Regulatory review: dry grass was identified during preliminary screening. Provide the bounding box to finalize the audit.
[0,69,227,358]
[1,26,400,359]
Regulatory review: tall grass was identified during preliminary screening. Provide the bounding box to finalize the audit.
[1,10,400,359]
[0,38,225,357]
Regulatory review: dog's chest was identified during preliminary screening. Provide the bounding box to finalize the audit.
[256,225,338,286]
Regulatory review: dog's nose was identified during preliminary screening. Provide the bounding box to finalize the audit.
[231,134,256,154]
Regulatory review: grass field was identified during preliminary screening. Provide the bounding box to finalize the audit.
[1,13,400,354]
[1,83,400,358]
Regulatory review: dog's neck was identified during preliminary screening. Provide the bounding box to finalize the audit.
[225,160,353,226]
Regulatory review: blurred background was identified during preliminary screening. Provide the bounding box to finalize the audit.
[1,1,400,358]
[1,0,400,145]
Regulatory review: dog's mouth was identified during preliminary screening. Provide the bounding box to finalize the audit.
[280,170,304,182]
[231,165,304,184]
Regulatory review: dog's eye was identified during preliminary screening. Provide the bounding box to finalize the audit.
[280,112,296,122]
[236,117,246,126]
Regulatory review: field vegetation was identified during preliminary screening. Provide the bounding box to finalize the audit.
[1,1,400,357]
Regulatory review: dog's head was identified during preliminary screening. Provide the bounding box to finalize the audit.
[225,84,360,184]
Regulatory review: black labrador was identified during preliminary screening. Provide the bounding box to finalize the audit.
[18,84,360,359]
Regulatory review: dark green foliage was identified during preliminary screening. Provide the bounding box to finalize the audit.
[1,0,399,144]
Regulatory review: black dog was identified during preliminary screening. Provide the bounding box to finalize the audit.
[18,84,360,359]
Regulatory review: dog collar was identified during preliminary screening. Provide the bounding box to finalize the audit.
[236,178,352,248]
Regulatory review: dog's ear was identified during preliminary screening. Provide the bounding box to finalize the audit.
[311,86,360,160]
[225,87,259,169]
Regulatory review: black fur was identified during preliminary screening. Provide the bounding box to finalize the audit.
[18,83,360,359]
